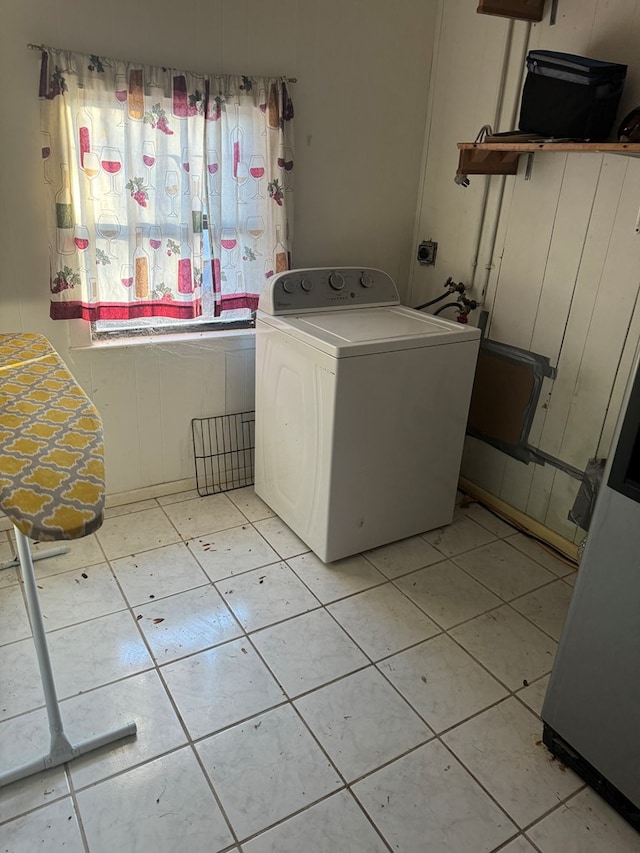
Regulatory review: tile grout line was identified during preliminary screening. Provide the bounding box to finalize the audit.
[0,688,578,840]
[0,573,535,728]
[233,557,552,844]
[378,578,555,694]
[434,734,578,840]
[273,529,583,837]
[519,781,590,838]
[66,768,91,853]
[384,551,565,654]
[71,532,248,850]
[186,740,245,851]
[113,493,357,849]
[3,529,556,763]
[0,490,589,849]
[25,551,505,845]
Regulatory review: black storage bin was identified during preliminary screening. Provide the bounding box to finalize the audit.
[519,50,627,141]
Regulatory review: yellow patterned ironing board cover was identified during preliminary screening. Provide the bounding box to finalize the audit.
[0,333,105,541]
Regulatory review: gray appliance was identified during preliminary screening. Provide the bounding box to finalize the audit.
[542,346,640,830]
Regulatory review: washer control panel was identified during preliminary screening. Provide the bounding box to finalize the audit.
[259,267,400,315]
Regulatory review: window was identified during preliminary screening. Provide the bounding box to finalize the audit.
[39,47,294,340]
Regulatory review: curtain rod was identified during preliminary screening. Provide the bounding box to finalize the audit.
[27,44,297,82]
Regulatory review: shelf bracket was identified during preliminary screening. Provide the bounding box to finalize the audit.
[457,148,520,177]
[524,153,534,181]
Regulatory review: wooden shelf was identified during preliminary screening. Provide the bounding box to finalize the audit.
[457,141,640,176]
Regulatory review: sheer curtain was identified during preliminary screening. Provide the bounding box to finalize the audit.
[38,47,294,322]
[205,75,294,316]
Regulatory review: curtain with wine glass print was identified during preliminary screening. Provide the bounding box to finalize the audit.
[204,75,294,316]
[38,47,294,322]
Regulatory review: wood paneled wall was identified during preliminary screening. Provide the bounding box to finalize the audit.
[411,0,640,545]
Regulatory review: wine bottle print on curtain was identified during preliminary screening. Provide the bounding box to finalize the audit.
[178,223,193,295]
[273,225,287,274]
[191,176,202,234]
[210,223,222,314]
[268,83,279,129]
[258,88,268,136]
[230,103,243,178]
[52,164,80,296]
[172,74,205,118]
[133,227,149,298]
[128,70,144,121]
[76,86,92,169]
[173,75,188,118]
[56,163,74,254]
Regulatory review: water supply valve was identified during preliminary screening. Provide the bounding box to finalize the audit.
[445,277,467,296]
[455,296,478,323]
[415,276,471,313]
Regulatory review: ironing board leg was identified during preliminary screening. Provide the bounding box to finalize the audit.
[0,528,136,788]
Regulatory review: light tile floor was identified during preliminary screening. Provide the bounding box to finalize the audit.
[1,489,639,852]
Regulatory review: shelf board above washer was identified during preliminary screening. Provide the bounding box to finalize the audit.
[457,140,640,176]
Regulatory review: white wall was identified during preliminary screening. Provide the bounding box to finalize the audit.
[0,0,437,495]
[411,0,640,545]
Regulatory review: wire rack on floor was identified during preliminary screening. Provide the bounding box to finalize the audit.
[191,411,255,496]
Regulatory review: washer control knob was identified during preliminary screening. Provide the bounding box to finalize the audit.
[300,276,313,292]
[329,272,345,290]
[360,272,374,288]
[282,278,296,294]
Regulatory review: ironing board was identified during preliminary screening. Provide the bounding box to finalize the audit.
[0,332,136,787]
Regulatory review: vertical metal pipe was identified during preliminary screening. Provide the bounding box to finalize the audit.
[478,22,532,307]
[468,20,515,294]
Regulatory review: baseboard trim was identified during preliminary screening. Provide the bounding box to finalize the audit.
[105,475,579,565]
[459,477,579,564]
[105,477,197,508]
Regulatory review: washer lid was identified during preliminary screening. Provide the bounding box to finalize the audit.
[257,305,481,357]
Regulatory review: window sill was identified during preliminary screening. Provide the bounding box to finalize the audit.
[69,326,256,352]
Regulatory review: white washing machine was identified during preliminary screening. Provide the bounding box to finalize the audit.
[254,267,481,563]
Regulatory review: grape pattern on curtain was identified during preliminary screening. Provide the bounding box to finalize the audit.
[38,47,294,322]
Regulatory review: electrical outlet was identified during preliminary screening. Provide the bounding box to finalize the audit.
[417,240,438,266]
